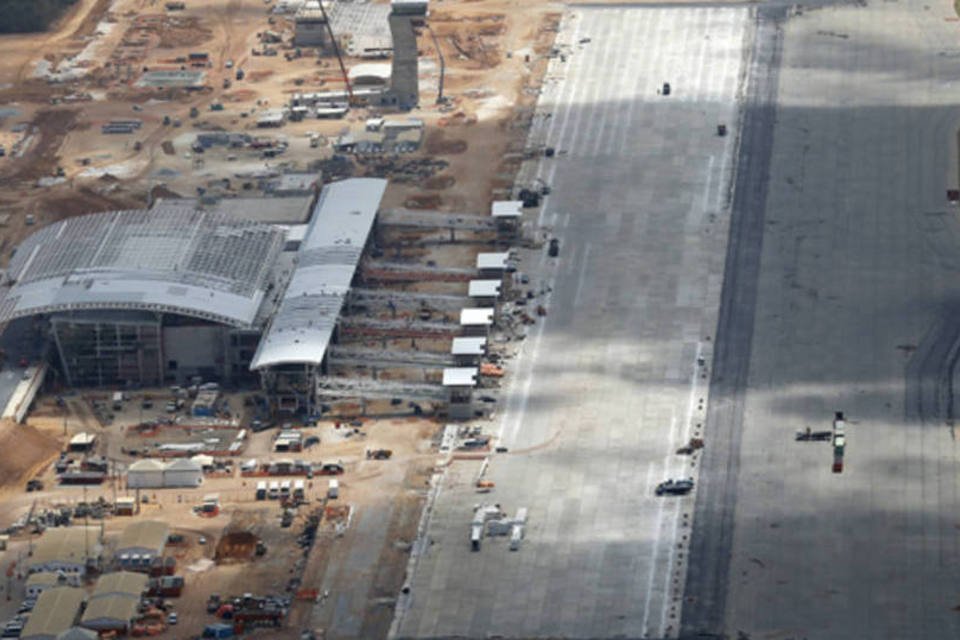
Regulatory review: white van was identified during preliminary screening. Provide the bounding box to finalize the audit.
[268,481,280,499]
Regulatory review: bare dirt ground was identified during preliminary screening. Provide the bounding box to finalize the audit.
[0,0,570,636]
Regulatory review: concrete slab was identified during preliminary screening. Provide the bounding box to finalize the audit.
[394,6,749,639]
[684,1,960,638]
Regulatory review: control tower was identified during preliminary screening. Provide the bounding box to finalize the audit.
[385,0,428,109]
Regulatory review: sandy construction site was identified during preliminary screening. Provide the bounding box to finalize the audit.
[0,0,568,638]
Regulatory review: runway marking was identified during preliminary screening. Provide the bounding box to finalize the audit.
[497,253,557,448]
[641,460,660,633]
[573,242,593,307]
[659,341,703,636]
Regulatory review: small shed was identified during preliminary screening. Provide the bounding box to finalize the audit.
[450,337,487,365]
[490,200,522,221]
[460,308,495,337]
[468,279,502,304]
[442,368,478,388]
[476,252,511,275]
[114,497,135,517]
[68,433,97,453]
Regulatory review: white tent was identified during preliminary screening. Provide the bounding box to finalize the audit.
[163,459,202,488]
[126,459,165,489]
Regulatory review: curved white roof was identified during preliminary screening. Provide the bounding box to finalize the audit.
[251,178,387,369]
[348,62,391,83]
[0,208,286,327]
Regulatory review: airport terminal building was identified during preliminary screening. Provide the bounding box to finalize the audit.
[0,178,387,414]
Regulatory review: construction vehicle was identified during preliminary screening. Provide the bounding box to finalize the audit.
[831,411,846,473]
[365,448,392,460]
[795,427,832,442]
[655,478,694,496]
[676,437,704,455]
[206,594,222,614]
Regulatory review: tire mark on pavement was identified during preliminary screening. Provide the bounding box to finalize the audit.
[680,6,786,637]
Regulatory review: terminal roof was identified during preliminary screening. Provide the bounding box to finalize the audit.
[490,200,522,218]
[460,308,494,326]
[251,178,388,369]
[0,208,285,328]
[450,336,487,355]
[476,252,510,270]
[468,279,502,298]
[442,367,478,387]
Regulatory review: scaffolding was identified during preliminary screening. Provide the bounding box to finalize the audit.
[360,261,476,283]
[52,313,163,387]
[327,345,455,369]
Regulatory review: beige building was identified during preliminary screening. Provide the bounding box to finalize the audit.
[80,572,147,633]
[20,586,85,640]
[27,527,101,578]
[115,520,169,570]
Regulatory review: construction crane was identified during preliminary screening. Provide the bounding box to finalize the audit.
[426,23,445,104]
[317,0,355,106]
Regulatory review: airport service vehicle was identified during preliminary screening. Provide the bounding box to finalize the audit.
[655,478,694,496]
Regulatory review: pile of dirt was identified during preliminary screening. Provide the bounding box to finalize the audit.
[0,108,79,182]
[424,130,468,155]
[246,70,274,83]
[0,419,59,491]
[423,174,456,190]
[223,89,257,102]
[157,16,213,49]
[34,186,146,221]
[403,194,443,209]
[214,530,259,563]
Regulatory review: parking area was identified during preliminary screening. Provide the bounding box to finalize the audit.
[394,7,749,639]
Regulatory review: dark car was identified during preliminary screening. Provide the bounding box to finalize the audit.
[548,238,560,257]
[655,478,694,496]
[319,463,344,475]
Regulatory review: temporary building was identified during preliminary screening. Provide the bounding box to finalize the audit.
[126,459,165,488]
[81,572,147,633]
[20,586,85,640]
[115,521,169,569]
[126,458,202,489]
[163,458,203,487]
[28,527,101,578]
